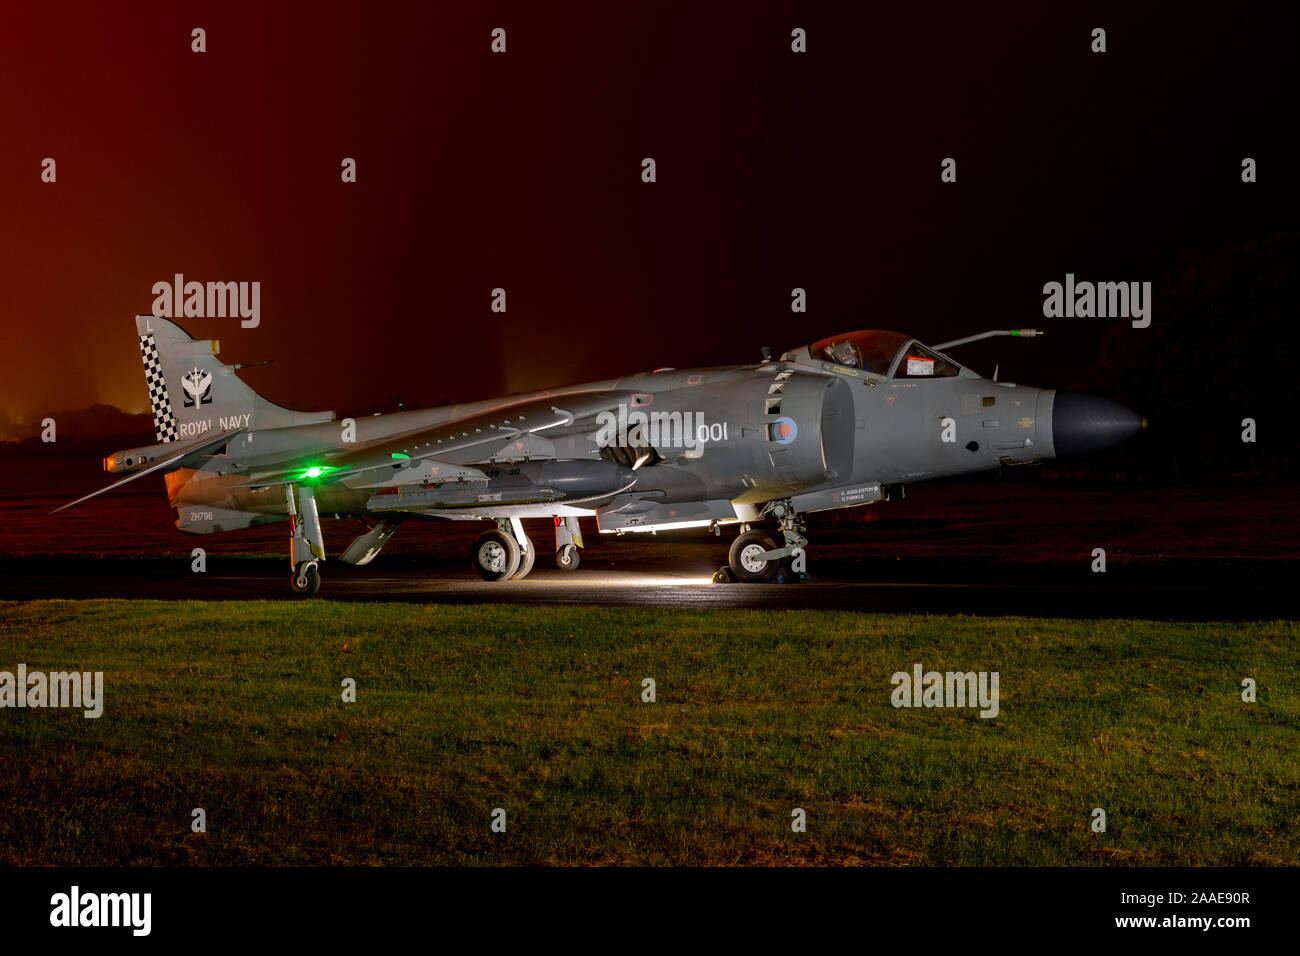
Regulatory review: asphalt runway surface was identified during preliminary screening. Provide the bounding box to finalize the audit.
[3,474,1297,620]
[0,555,1292,620]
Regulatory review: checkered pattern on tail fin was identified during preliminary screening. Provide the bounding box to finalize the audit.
[139,333,178,443]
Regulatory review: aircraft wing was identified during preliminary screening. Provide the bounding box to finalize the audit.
[51,427,245,514]
[234,390,632,491]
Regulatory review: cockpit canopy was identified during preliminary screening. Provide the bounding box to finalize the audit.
[783,329,962,378]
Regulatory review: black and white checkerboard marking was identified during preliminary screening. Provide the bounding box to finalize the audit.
[139,333,179,443]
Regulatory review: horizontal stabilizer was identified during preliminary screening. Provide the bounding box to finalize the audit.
[51,427,243,514]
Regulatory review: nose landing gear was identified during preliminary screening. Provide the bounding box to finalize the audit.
[713,502,814,584]
[728,529,782,583]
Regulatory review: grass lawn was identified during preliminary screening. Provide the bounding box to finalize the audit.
[0,600,1295,865]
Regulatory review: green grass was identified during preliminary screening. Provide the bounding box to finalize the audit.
[0,600,1295,866]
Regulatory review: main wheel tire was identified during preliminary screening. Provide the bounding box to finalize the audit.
[556,544,580,571]
[471,530,521,581]
[290,561,321,595]
[510,542,536,580]
[728,530,781,583]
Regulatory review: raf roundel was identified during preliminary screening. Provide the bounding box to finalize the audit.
[772,417,798,445]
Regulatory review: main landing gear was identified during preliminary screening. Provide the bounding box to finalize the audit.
[287,483,325,596]
[470,517,538,581]
[712,501,814,584]
[470,516,586,580]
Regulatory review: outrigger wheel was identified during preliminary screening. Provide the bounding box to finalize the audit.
[556,543,580,571]
[290,560,321,596]
[471,529,521,581]
[728,529,782,583]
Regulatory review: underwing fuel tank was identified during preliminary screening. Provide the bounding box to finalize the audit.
[366,459,636,512]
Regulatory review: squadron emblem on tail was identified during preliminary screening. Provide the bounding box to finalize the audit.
[181,367,212,407]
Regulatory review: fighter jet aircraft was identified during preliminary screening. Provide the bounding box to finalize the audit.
[56,316,1145,593]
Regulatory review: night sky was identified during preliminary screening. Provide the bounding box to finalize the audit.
[2,2,1295,464]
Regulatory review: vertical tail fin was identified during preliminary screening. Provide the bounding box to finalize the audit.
[138,323,181,442]
[135,315,334,442]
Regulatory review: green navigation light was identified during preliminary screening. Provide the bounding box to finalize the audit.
[295,464,337,481]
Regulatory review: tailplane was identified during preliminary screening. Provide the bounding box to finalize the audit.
[136,314,333,442]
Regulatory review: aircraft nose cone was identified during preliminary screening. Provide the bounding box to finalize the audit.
[1051,391,1144,456]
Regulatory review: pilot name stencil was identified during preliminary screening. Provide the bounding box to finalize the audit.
[1042,274,1152,328]
[832,485,877,505]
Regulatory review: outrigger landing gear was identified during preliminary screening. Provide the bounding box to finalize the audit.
[471,517,536,581]
[554,515,583,571]
[286,483,325,596]
[291,561,321,595]
[556,545,580,571]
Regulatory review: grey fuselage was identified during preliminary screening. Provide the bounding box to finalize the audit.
[163,345,1054,535]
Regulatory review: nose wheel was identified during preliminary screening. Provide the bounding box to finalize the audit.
[728,530,782,583]
[556,543,580,571]
[714,504,813,584]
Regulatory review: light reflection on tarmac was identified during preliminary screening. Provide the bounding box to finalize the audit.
[0,558,1289,620]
